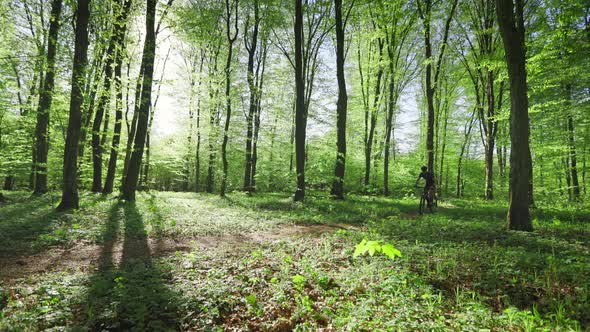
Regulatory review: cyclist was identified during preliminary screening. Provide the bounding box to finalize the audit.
[415,165,436,198]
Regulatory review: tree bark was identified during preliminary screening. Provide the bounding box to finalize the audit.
[57,0,90,210]
[195,52,205,192]
[206,48,220,194]
[418,0,458,172]
[91,5,123,193]
[243,0,260,193]
[251,45,266,192]
[103,0,133,194]
[457,109,476,197]
[364,38,383,188]
[330,0,348,199]
[121,0,157,201]
[220,0,239,197]
[32,0,62,195]
[565,86,580,200]
[293,0,306,201]
[496,0,533,231]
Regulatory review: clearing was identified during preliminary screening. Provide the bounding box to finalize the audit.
[0,191,588,331]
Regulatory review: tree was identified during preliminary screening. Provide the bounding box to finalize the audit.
[293,0,305,201]
[496,0,532,231]
[121,0,158,201]
[103,0,133,194]
[56,0,91,210]
[243,0,261,193]
[417,0,458,172]
[220,0,239,197]
[32,0,62,195]
[329,0,352,199]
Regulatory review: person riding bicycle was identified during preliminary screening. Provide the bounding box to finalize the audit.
[415,165,436,196]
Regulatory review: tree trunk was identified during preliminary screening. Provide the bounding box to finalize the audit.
[78,51,104,173]
[32,0,62,195]
[438,95,450,198]
[365,39,384,187]
[121,0,157,201]
[220,0,238,197]
[103,0,133,194]
[420,0,435,172]
[457,110,476,197]
[418,0,457,172]
[566,88,580,200]
[57,0,90,210]
[293,0,306,201]
[206,49,220,194]
[3,176,14,191]
[251,50,265,192]
[496,0,532,231]
[195,53,204,192]
[330,0,347,199]
[484,70,496,200]
[91,13,121,193]
[243,0,259,193]
[121,60,144,187]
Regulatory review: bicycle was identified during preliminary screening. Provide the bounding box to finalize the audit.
[417,185,437,215]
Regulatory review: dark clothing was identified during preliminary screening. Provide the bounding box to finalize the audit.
[419,171,435,188]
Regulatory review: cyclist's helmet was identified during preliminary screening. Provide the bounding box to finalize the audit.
[421,166,427,172]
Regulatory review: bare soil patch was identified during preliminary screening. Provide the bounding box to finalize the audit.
[0,223,356,282]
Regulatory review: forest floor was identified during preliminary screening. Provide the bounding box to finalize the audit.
[0,191,588,331]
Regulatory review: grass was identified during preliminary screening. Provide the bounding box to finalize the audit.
[0,190,588,330]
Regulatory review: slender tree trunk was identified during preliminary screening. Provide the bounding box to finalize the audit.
[195,53,204,192]
[184,73,196,191]
[103,0,132,194]
[243,0,259,193]
[564,156,572,200]
[484,70,496,200]
[121,63,144,187]
[365,39,384,187]
[251,54,265,192]
[32,0,62,195]
[206,49,220,194]
[57,0,90,210]
[418,0,457,172]
[121,0,157,201]
[78,53,103,173]
[91,17,120,192]
[330,0,347,199]
[220,0,238,197]
[420,0,435,172]
[457,110,476,197]
[496,0,532,231]
[268,114,278,190]
[289,98,295,173]
[383,57,397,196]
[565,88,580,199]
[438,97,450,198]
[293,0,306,201]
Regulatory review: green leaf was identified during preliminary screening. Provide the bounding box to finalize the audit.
[353,239,367,258]
[381,243,402,259]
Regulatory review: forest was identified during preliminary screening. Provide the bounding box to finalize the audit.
[0,0,588,330]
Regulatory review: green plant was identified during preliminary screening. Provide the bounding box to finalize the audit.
[353,239,401,260]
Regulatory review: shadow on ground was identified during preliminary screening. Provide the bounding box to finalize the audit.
[77,201,180,330]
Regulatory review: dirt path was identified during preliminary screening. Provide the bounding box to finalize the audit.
[0,223,356,283]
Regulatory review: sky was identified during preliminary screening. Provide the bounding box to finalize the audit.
[149,28,421,154]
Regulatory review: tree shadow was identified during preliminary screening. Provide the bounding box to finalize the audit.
[79,201,180,330]
[224,192,413,226]
[0,193,107,259]
[377,204,590,327]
